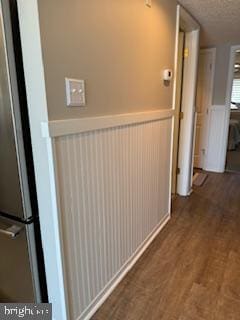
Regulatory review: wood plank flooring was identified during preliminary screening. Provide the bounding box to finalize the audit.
[92,172,240,320]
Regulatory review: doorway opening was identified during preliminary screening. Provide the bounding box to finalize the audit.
[225,47,240,173]
[193,49,216,171]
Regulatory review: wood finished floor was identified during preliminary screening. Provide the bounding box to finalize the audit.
[92,172,240,320]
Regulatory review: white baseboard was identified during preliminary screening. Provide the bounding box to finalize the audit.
[204,164,225,173]
[77,213,171,320]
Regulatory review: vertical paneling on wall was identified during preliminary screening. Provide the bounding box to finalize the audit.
[205,105,229,172]
[54,118,172,320]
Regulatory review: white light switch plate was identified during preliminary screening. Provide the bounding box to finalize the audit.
[65,78,86,107]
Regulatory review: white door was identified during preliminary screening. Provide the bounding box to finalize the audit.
[194,49,215,169]
[177,30,200,196]
[172,31,184,194]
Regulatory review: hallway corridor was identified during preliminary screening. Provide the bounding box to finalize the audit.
[92,172,240,320]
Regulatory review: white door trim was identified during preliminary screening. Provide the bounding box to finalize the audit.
[172,5,181,113]
[174,5,200,196]
[222,45,240,172]
[16,1,68,319]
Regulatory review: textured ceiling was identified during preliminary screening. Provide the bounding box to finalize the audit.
[178,0,240,46]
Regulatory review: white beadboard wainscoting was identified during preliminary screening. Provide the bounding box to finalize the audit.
[204,105,229,173]
[43,109,174,320]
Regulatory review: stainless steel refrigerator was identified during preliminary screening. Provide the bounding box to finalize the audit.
[0,0,47,303]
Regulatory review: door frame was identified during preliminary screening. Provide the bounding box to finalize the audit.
[222,44,240,171]
[172,5,200,196]
[16,1,68,319]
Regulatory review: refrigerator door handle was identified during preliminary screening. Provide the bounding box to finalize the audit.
[0,224,23,239]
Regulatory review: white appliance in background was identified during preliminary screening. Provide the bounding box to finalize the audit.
[0,0,47,302]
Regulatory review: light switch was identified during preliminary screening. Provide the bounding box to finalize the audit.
[65,78,86,107]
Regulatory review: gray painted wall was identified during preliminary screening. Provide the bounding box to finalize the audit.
[37,0,177,120]
[212,44,231,106]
